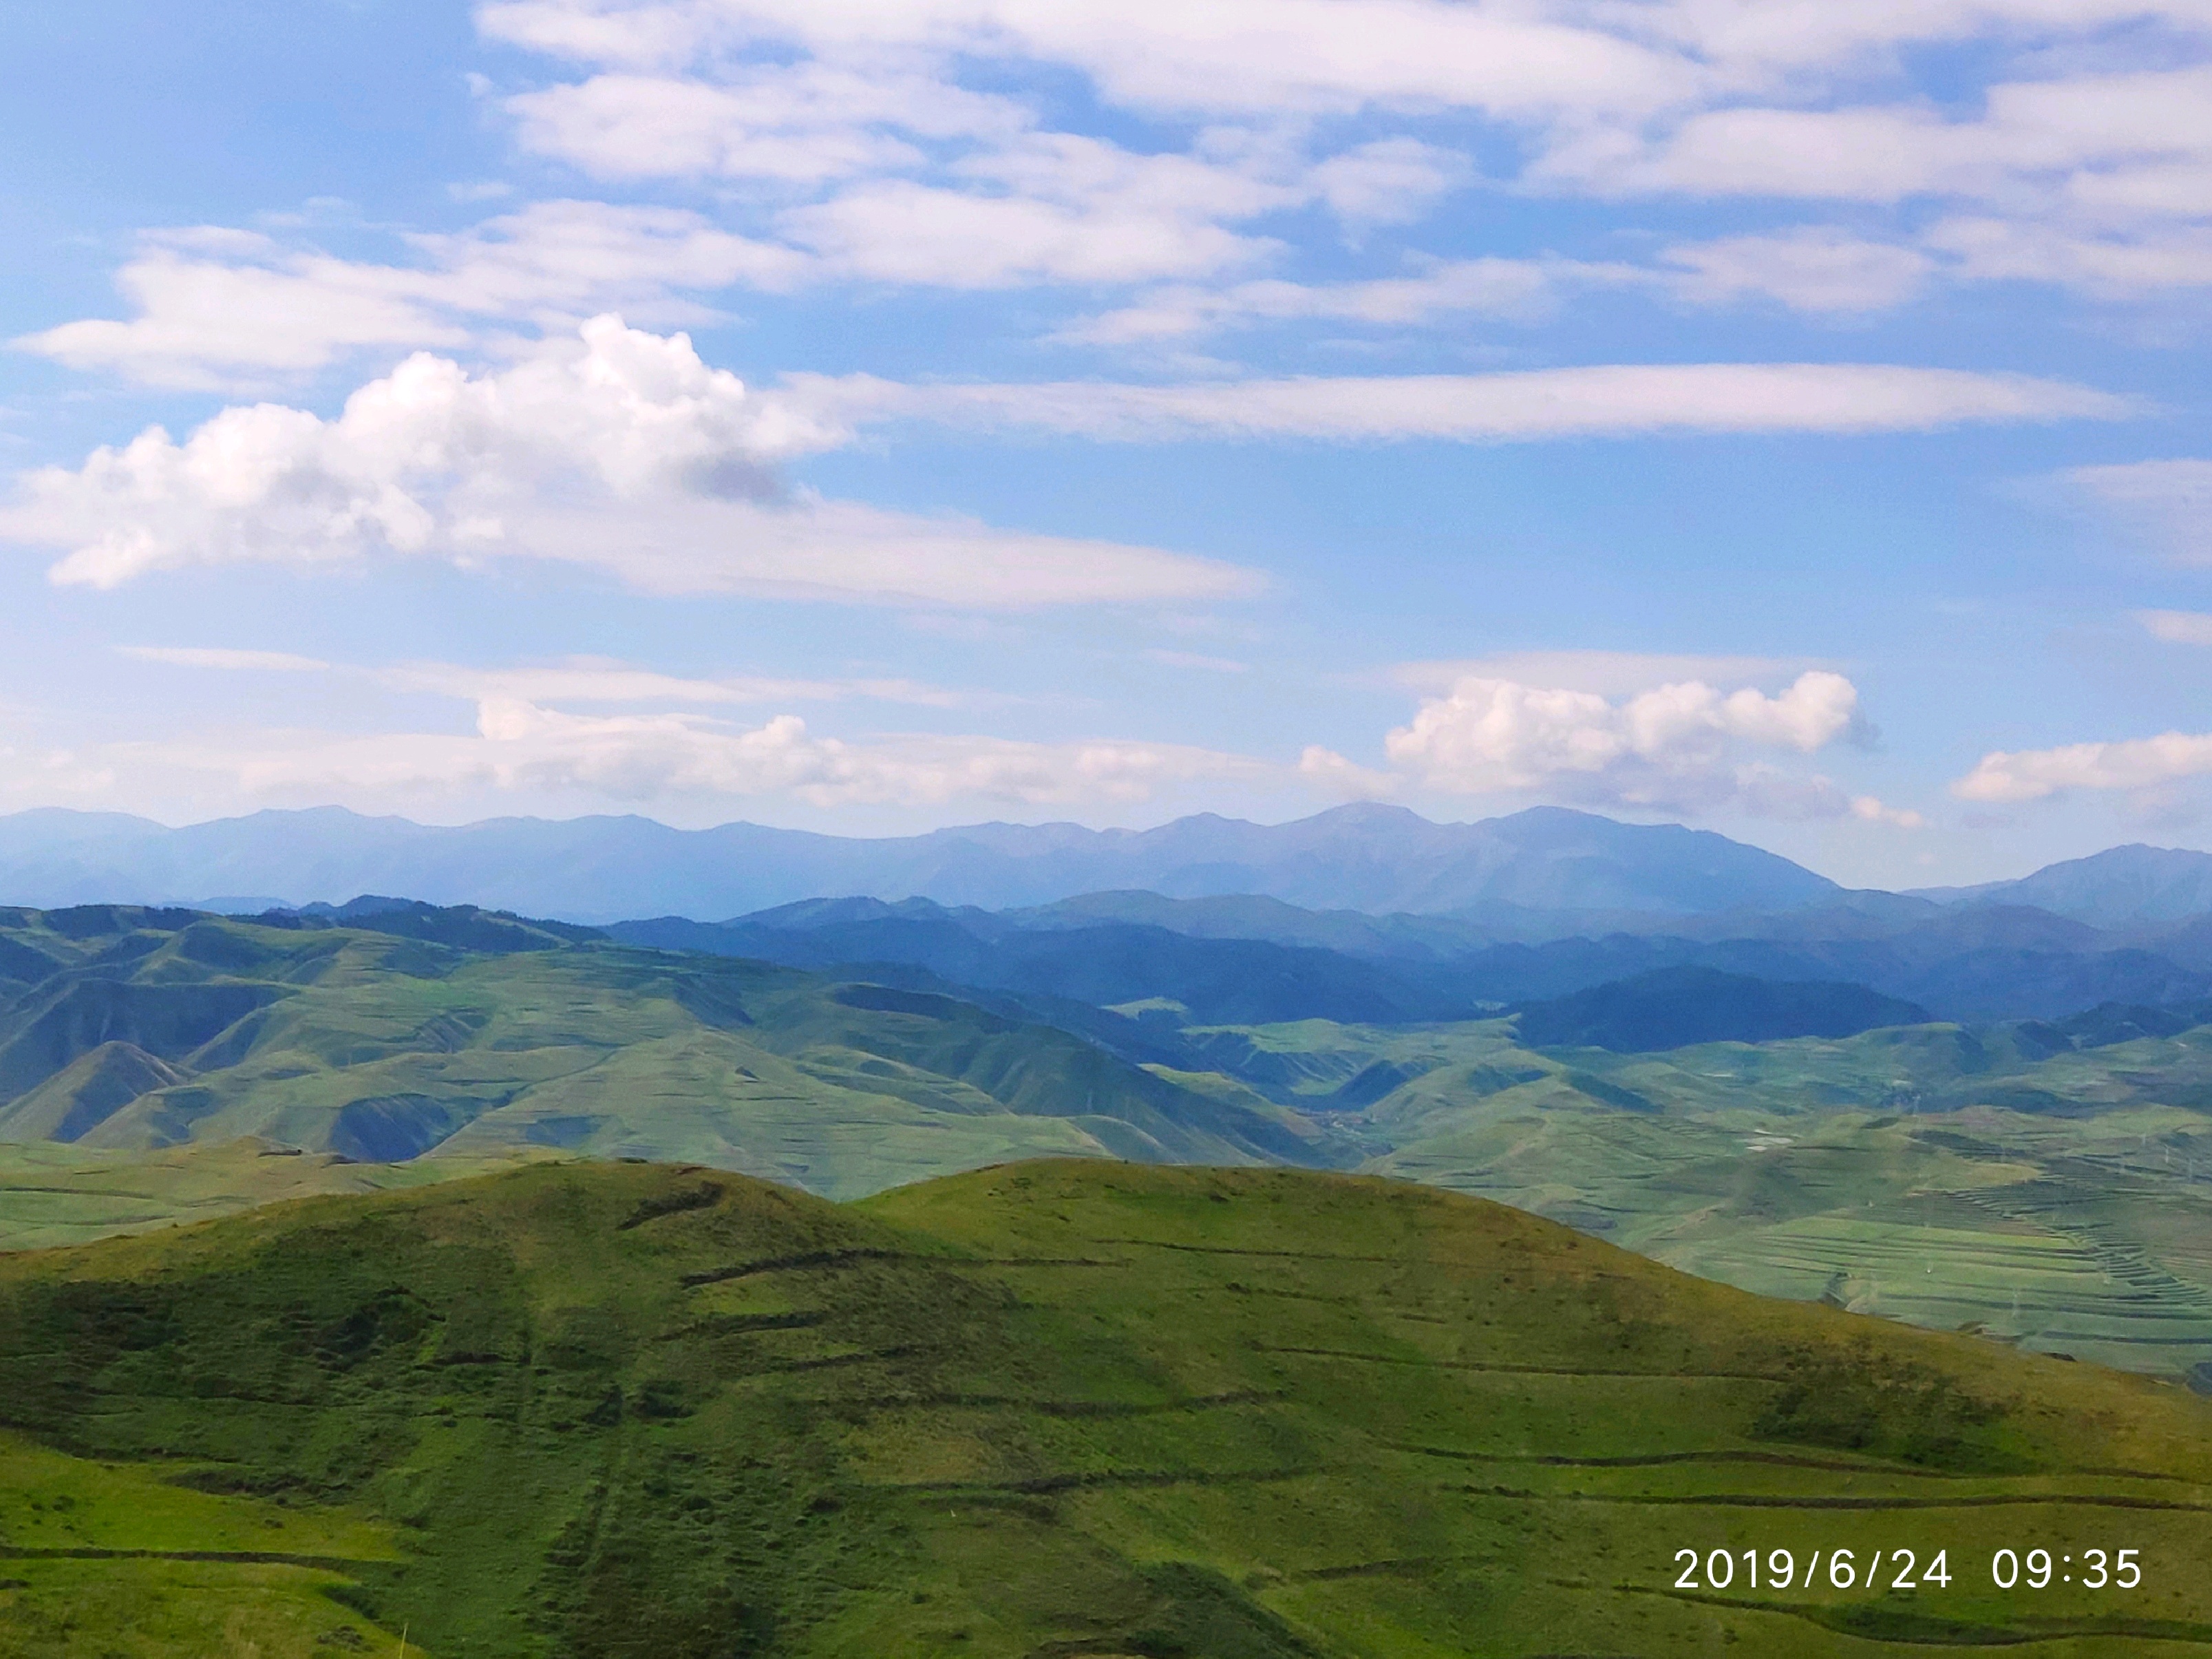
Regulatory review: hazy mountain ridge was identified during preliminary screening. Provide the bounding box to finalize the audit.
[0,801,1842,922]
[1914,843,2212,927]
[1512,966,1931,1051]
[628,890,2212,1027]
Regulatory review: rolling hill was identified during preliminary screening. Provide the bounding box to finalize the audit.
[1511,966,1930,1050]
[0,904,1321,1205]
[4,1158,2210,1658]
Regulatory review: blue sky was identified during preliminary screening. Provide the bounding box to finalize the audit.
[3,0,2211,889]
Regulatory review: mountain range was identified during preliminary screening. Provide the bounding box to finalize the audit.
[0,801,1845,922]
[615,889,2212,1026]
[10,801,2212,939]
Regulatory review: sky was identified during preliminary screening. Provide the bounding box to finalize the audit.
[3,1,2211,890]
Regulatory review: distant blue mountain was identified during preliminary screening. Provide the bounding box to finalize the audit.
[0,801,1841,922]
[623,891,2212,1026]
[1917,844,2212,927]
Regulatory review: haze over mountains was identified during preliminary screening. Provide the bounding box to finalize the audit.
[11,799,2212,930]
[13,802,2212,1039]
[0,801,1843,922]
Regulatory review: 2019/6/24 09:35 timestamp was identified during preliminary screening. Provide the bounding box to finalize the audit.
[1671,1546,2144,1593]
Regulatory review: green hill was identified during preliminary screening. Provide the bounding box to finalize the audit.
[16,901,2212,1394]
[3,1159,2211,1658]
[0,906,1321,1209]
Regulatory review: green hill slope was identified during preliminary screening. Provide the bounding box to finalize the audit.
[3,1160,2211,1658]
[0,907,1318,1204]
[1512,966,1930,1050]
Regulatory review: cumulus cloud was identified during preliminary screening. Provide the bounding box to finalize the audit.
[1380,668,1911,819]
[1955,732,2212,803]
[12,203,805,386]
[789,362,2135,443]
[0,315,1257,607]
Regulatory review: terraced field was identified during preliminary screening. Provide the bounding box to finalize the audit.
[4,1160,2211,1657]
[1233,1019,2212,1378]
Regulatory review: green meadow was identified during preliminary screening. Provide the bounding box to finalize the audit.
[6,1159,2212,1658]
[10,905,2212,1384]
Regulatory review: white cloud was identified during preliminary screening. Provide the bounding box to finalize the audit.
[1926,216,2212,294]
[25,1,2206,396]
[778,133,1301,286]
[1663,228,1935,313]
[125,699,1273,811]
[477,0,1699,120]
[12,202,805,386]
[1145,648,1249,673]
[1955,731,2212,802]
[1394,651,1806,697]
[118,646,330,672]
[504,65,1026,182]
[1307,138,1471,226]
[2140,609,2212,644]
[789,361,2136,443]
[1630,1,2212,78]
[1381,668,1886,816]
[1543,63,2212,204]
[1056,257,1598,344]
[780,179,1271,288]
[381,657,975,706]
[0,315,1257,607]
[1297,743,1401,799]
[118,645,971,704]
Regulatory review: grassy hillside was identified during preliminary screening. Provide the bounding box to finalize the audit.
[1511,966,1929,1050]
[0,906,1319,1204]
[15,901,2212,1391]
[5,1159,2212,1658]
[1322,1017,2212,1375]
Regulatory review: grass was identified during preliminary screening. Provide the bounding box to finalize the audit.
[0,909,1302,1211]
[15,904,2212,1391]
[1188,1016,2212,1377]
[4,1159,2212,1656]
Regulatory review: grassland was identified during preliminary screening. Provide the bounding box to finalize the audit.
[0,907,1315,1214]
[4,1158,2212,1658]
[1164,1015,2212,1377]
[14,902,2212,1388]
